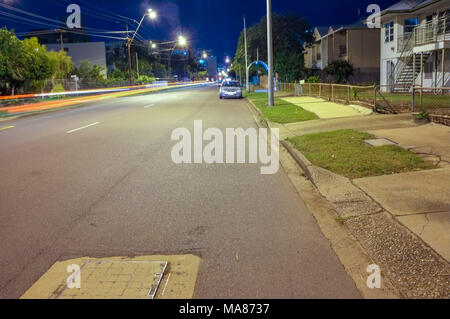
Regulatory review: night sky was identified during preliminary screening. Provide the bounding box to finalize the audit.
[1,0,400,61]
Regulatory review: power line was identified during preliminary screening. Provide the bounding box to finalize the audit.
[44,0,133,25]
[77,0,137,24]
[0,3,129,34]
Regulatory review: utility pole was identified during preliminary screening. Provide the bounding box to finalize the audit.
[56,29,65,51]
[244,16,249,92]
[126,23,133,86]
[266,0,274,107]
[136,52,140,78]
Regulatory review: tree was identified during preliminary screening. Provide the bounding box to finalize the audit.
[0,29,55,95]
[47,50,74,83]
[232,13,312,83]
[0,28,26,95]
[324,60,354,84]
[22,37,53,90]
[75,60,105,87]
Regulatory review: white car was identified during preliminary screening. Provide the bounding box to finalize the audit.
[219,81,243,99]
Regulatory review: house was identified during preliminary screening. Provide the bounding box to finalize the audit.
[379,0,450,92]
[303,27,328,70]
[303,23,380,84]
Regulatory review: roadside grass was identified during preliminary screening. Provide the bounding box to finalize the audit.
[287,129,435,179]
[246,92,319,124]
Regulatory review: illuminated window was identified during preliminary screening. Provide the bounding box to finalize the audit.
[404,18,418,33]
[385,22,394,42]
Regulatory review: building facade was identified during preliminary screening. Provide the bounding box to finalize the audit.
[304,24,380,84]
[379,0,450,91]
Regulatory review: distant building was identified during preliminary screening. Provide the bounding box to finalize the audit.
[46,42,107,78]
[303,22,381,84]
[206,56,218,80]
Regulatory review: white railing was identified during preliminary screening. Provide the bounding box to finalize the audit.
[414,17,449,46]
[390,17,449,91]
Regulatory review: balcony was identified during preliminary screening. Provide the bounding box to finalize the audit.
[398,17,450,53]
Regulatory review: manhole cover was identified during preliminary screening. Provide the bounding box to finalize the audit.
[364,138,397,147]
[54,260,167,299]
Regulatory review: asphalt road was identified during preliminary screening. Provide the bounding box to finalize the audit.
[0,86,361,298]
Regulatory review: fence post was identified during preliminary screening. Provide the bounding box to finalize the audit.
[331,85,334,101]
[411,86,415,118]
[373,85,377,112]
[319,84,322,97]
[348,85,351,103]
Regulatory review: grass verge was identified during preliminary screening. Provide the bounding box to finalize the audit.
[246,92,319,124]
[287,129,435,179]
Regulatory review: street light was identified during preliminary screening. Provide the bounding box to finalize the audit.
[127,8,158,85]
[148,8,157,20]
[178,35,187,46]
[225,57,230,64]
[168,35,188,79]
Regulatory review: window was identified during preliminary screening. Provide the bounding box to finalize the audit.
[404,18,418,33]
[385,22,394,42]
[339,45,347,56]
[316,53,321,60]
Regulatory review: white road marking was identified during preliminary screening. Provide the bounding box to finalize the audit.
[144,103,155,109]
[67,122,100,134]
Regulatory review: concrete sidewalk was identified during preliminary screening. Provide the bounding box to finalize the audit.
[281,96,371,119]
[355,123,450,261]
[248,96,450,297]
[354,168,450,262]
[276,113,450,263]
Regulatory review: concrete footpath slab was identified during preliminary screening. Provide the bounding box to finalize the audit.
[397,212,450,262]
[353,168,450,216]
[354,168,450,261]
[281,96,371,119]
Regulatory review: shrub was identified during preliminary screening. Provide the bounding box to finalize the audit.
[324,61,353,84]
[51,83,65,93]
[306,76,320,83]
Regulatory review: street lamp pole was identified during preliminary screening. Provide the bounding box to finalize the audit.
[127,9,157,85]
[266,0,274,107]
[244,16,249,92]
[126,23,133,86]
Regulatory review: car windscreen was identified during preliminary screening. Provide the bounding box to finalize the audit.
[222,82,240,87]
